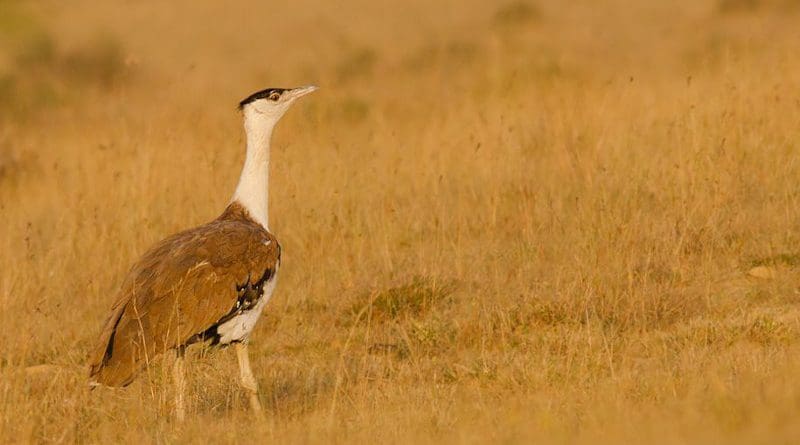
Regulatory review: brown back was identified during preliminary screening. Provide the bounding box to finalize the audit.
[88,202,280,387]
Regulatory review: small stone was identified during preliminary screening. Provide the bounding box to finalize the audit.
[748,266,776,280]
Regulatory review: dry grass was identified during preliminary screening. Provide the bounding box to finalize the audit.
[2,0,800,443]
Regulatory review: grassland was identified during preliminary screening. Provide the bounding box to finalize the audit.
[2,0,800,443]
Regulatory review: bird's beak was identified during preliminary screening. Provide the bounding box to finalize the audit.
[288,85,318,99]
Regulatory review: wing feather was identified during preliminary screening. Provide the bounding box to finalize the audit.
[88,216,279,387]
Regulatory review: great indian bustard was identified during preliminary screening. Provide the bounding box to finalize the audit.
[88,85,318,420]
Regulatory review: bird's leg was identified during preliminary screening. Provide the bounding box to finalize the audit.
[173,345,186,422]
[234,342,264,419]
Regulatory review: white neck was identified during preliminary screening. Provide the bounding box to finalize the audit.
[231,112,277,229]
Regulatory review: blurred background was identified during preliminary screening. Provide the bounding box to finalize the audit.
[1,0,796,124]
[2,0,800,443]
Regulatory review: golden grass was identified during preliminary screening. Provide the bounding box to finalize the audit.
[2,0,800,443]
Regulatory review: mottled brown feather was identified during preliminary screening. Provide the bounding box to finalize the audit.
[88,202,280,387]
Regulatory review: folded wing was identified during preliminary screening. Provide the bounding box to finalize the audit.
[88,212,279,387]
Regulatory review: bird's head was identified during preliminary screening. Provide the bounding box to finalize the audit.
[238,85,318,124]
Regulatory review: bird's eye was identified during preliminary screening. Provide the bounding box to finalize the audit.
[268,92,281,101]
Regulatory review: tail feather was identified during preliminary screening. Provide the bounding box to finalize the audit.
[88,302,140,387]
[88,351,139,387]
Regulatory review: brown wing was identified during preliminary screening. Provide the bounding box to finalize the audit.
[88,211,279,387]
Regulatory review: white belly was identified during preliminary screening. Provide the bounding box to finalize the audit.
[216,268,278,344]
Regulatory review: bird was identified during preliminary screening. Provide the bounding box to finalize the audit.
[88,85,318,420]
